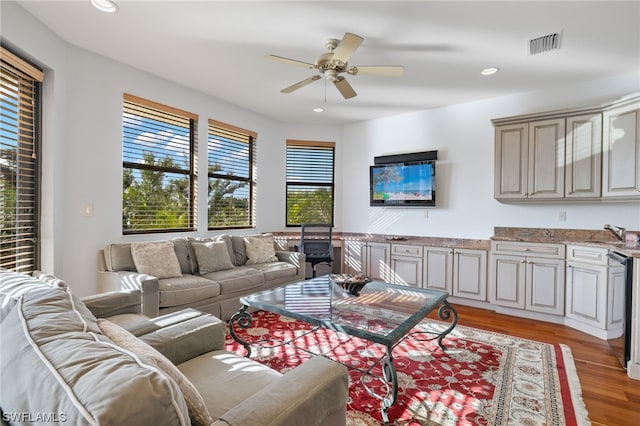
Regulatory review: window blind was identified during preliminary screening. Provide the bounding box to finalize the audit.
[0,46,43,273]
[286,140,335,226]
[122,94,197,233]
[207,119,256,229]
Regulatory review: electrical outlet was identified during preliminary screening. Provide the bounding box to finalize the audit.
[557,211,566,222]
[83,203,94,217]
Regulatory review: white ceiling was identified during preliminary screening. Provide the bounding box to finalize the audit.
[13,0,640,125]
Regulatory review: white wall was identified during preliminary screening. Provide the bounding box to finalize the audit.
[3,2,639,297]
[342,79,640,238]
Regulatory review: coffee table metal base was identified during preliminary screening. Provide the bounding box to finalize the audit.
[229,300,458,424]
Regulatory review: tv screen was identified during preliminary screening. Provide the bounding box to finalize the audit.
[370,160,436,207]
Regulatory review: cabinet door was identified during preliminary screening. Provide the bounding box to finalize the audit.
[527,257,565,315]
[453,249,487,301]
[343,239,365,275]
[565,114,602,198]
[494,123,528,199]
[391,255,423,287]
[565,261,607,327]
[603,106,640,197]
[527,118,565,199]
[423,247,453,292]
[490,254,526,309]
[607,264,626,330]
[366,242,391,281]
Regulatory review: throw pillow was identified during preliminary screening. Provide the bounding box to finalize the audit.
[191,241,235,274]
[97,319,212,426]
[130,241,182,279]
[244,235,278,265]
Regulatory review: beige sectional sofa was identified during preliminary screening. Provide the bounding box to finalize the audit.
[0,269,348,426]
[97,234,305,320]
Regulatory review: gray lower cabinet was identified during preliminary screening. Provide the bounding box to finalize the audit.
[490,241,565,315]
[390,244,423,287]
[452,248,487,301]
[565,244,625,336]
[423,247,453,292]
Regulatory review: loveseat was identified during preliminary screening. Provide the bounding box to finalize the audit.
[97,234,305,320]
[0,269,349,425]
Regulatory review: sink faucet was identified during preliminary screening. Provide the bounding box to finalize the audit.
[604,224,626,242]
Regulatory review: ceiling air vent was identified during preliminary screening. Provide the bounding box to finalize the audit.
[528,32,562,55]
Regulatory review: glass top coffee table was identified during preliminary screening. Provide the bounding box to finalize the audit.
[229,275,458,424]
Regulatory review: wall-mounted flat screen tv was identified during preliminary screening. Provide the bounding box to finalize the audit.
[369,160,436,207]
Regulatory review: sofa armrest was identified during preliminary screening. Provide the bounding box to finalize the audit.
[82,289,142,318]
[214,356,348,426]
[275,250,306,281]
[97,270,160,317]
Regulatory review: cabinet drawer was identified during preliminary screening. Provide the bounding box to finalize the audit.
[566,244,609,265]
[491,240,565,259]
[391,244,423,257]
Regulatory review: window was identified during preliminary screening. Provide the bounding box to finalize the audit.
[207,120,256,229]
[122,94,197,233]
[286,140,335,226]
[0,46,43,273]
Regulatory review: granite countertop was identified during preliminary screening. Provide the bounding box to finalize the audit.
[492,227,640,257]
[272,227,640,257]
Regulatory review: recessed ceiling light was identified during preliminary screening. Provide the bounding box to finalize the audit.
[313,107,324,113]
[91,0,119,13]
[481,67,499,76]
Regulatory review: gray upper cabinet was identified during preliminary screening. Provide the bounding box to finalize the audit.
[494,118,565,200]
[565,114,602,199]
[493,94,639,202]
[602,101,640,198]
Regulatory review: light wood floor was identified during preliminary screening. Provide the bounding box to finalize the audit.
[434,305,640,426]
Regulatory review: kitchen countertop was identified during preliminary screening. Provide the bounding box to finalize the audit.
[272,227,640,257]
[492,227,640,257]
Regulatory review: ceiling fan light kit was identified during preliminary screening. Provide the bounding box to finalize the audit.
[268,32,404,100]
[91,0,119,13]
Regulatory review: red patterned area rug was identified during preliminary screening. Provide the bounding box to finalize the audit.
[225,310,590,426]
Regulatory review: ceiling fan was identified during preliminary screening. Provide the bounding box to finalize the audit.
[267,33,404,99]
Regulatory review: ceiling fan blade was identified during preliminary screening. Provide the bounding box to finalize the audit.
[348,65,404,77]
[281,75,321,93]
[333,76,357,99]
[331,33,364,66]
[266,54,315,69]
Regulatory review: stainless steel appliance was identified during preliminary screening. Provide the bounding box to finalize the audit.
[607,250,633,368]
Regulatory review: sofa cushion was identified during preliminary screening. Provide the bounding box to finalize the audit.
[231,235,249,266]
[244,235,278,265]
[201,266,265,294]
[178,349,282,421]
[104,242,137,271]
[0,284,190,425]
[158,275,221,307]
[1,269,68,322]
[132,241,183,279]
[249,261,298,281]
[171,238,193,274]
[98,319,213,426]
[187,235,234,273]
[191,240,235,274]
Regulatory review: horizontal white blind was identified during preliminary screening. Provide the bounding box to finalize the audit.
[286,140,335,226]
[0,47,42,272]
[207,119,255,229]
[122,95,197,233]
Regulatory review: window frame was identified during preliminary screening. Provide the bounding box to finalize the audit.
[121,93,198,234]
[207,119,256,230]
[285,139,336,227]
[0,46,44,273]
